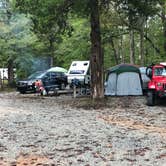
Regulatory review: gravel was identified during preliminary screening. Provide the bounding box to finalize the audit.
[0,92,165,166]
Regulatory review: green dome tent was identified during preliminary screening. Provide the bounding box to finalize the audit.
[47,67,68,73]
[105,64,143,96]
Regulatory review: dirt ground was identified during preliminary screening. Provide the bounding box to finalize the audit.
[0,92,165,166]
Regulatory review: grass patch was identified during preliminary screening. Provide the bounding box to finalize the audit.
[0,87,16,92]
[59,97,110,110]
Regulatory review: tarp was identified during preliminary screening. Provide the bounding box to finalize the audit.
[105,64,143,96]
[47,67,68,73]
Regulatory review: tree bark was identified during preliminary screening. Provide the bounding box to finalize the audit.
[0,72,2,89]
[144,34,160,54]
[120,35,125,63]
[49,38,54,67]
[7,59,14,86]
[140,28,144,66]
[110,38,119,65]
[129,29,135,64]
[90,0,104,99]
[160,1,166,55]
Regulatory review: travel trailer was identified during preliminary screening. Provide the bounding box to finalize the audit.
[0,68,8,79]
[67,61,90,86]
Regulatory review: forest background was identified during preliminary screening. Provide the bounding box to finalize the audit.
[0,0,165,97]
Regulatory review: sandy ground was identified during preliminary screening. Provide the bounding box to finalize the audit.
[0,92,165,166]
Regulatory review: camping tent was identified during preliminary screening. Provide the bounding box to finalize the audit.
[47,67,68,73]
[105,64,143,96]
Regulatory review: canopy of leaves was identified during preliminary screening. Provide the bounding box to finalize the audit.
[0,0,165,80]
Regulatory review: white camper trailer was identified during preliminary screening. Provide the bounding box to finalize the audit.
[67,61,90,86]
[0,68,8,79]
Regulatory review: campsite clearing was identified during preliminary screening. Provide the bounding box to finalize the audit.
[0,92,165,165]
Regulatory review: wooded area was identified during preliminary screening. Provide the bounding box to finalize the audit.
[0,0,165,98]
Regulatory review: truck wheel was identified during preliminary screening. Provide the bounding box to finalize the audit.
[147,91,156,106]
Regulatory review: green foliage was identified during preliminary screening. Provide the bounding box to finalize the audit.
[0,12,39,78]
[0,0,165,82]
[15,0,71,38]
[56,17,91,69]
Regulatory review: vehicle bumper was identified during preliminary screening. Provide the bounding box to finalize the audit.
[157,90,166,97]
[17,85,36,92]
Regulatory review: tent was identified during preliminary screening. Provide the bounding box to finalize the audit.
[105,64,143,96]
[47,67,68,73]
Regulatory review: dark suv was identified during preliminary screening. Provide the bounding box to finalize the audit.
[16,71,67,94]
[16,71,44,94]
[37,71,67,94]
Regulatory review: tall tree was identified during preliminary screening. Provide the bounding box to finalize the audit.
[0,11,39,79]
[89,0,104,98]
[15,0,159,97]
[158,0,166,56]
[113,0,158,64]
[139,16,146,66]
[0,0,14,85]
[15,0,71,66]
[15,0,105,98]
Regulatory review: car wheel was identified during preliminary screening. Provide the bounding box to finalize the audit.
[147,91,156,106]
[20,90,26,94]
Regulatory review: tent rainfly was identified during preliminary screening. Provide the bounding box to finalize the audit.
[105,64,143,96]
[47,67,68,73]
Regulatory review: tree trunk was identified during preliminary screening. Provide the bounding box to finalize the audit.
[129,29,135,64]
[144,18,148,64]
[49,37,54,67]
[0,72,2,89]
[140,28,144,66]
[120,35,125,63]
[90,0,104,99]
[110,38,119,65]
[7,59,14,86]
[160,1,166,55]
[144,34,160,54]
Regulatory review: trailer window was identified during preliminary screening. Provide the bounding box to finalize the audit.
[84,63,88,66]
[69,70,84,74]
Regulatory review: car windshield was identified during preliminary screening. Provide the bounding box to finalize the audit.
[69,70,85,74]
[154,67,166,76]
[28,71,45,79]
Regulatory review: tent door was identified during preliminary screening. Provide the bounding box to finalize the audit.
[105,73,117,96]
[117,72,143,96]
